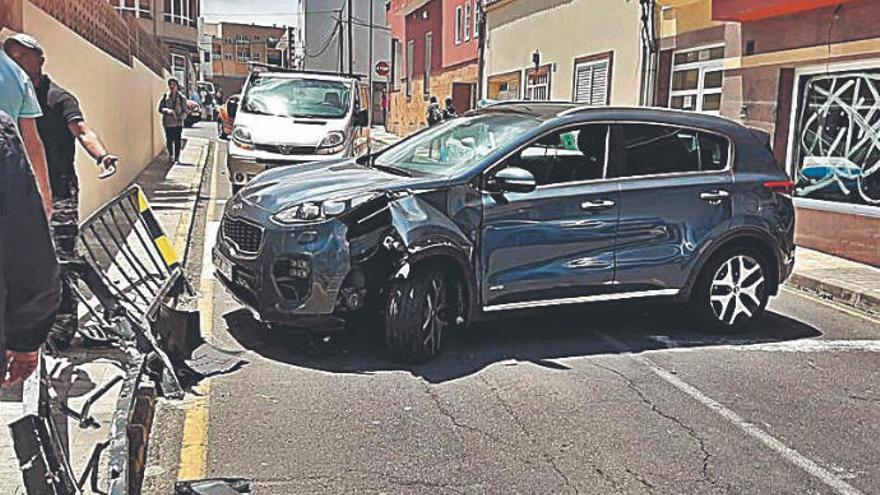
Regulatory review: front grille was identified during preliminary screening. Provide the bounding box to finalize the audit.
[255,143,317,156]
[223,217,264,255]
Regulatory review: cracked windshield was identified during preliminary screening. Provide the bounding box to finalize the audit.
[2,1,880,494]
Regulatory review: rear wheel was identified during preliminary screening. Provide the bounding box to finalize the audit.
[693,248,770,333]
[385,267,450,363]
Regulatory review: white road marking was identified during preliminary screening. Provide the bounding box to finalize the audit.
[599,332,865,495]
[648,336,880,353]
[201,221,221,282]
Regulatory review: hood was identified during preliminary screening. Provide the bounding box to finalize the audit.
[235,112,344,146]
[239,160,423,212]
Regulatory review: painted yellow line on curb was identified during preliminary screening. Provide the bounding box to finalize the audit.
[173,142,211,257]
[177,142,220,482]
[782,286,880,327]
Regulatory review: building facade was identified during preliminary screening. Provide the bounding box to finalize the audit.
[386,0,480,136]
[482,0,643,106]
[655,0,880,266]
[106,0,200,92]
[303,0,391,125]
[206,22,285,95]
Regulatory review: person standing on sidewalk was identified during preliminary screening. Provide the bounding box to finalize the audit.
[158,78,186,163]
[5,33,119,348]
[442,97,457,121]
[0,36,53,218]
[0,110,62,386]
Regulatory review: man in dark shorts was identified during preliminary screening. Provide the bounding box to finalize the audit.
[5,33,118,348]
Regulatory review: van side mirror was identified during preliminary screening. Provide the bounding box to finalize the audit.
[488,167,537,194]
[228,101,238,119]
[353,109,369,127]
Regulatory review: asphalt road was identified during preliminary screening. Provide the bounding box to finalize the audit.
[148,124,880,495]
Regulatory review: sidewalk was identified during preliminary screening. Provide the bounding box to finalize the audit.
[0,135,211,494]
[788,247,880,317]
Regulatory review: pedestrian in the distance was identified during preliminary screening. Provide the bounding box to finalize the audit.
[0,110,62,387]
[5,33,119,348]
[426,95,442,127]
[442,97,457,120]
[158,78,186,163]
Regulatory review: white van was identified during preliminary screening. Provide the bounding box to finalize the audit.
[226,70,371,193]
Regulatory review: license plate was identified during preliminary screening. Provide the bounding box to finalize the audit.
[215,252,234,281]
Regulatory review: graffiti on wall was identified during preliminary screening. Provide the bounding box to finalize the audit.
[795,72,880,205]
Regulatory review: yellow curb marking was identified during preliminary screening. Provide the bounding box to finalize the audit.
[177,142,219,482]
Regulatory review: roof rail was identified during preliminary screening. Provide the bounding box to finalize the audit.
[484,99,577,107]
[247,62,365,80]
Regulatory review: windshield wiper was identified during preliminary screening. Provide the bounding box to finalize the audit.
[372,162,412,177]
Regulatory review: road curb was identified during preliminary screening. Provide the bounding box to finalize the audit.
[171,140,213,265]
[786,273,880,318]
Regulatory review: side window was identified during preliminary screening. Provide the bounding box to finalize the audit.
[698,132,729,171]
[611,124,728,178]
[505,125,608,186]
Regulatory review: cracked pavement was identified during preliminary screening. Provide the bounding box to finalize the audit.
[143,125,880,494]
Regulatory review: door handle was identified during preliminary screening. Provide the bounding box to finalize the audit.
[581,199,616,211]
[699,190,730,203]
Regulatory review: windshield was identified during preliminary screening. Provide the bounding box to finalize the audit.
[375,113,539,176]
[242,76,352,118]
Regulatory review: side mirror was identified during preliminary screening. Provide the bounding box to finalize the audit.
[227,101,238,119]
[488,167,537,194]
[353,109,369,127]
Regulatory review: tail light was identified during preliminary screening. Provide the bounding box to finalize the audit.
[764,180,795,195]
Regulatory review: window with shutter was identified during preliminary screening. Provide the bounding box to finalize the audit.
[574,58,610,106]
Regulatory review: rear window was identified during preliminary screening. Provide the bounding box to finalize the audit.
[610,124,729,178]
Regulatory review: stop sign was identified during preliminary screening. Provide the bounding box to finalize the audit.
[375,60,390,77]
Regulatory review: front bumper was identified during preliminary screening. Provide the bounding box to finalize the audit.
[226,140,346,186]
[212,199,353,330]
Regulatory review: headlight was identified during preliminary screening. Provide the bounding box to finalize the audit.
[232,125,254,150]
[272,196,372,224]
[317,131,346,155]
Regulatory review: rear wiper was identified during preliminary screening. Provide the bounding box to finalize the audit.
[372,162,412,177]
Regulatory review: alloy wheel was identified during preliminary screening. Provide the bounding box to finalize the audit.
[421,274,449,356]
[709,255,765,326]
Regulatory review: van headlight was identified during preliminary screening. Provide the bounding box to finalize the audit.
[232,125,254,150]
[317,131,346,155]
[272,195,372,224]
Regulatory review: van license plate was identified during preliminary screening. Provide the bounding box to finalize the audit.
[215,253,234,281]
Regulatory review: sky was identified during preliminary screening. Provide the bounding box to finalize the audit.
[202,0,300,28]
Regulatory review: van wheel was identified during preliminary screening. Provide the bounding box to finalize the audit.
[385,267,449,363]
[693,248,770,333]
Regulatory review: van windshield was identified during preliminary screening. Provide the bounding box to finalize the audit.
[242,76,352,119]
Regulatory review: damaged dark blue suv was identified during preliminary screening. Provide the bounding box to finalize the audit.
[214,104,796,363]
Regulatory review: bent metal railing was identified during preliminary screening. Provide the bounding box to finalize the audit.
[12,186,197,495]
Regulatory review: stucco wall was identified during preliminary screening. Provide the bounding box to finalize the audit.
[389,63,477,135]
[483,0,643,104]
[23,1,168,216]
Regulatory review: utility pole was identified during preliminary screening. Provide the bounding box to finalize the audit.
[338,17,344,73]
[347,0,354,74]
[287,26,295,69]
[368,0,374,132]
[476,0,487,101]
